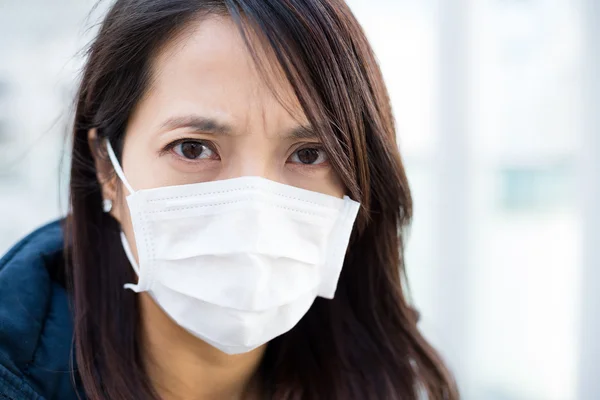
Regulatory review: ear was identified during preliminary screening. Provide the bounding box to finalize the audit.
[88,129,122,221]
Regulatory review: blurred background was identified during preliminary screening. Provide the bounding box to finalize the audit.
[0,0,597,399]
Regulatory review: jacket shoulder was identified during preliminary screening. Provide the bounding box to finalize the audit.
[0,220,78,400]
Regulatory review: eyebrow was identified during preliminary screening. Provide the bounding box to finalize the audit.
[159,114,318,139]
[160,115,233,135]
[286,125,318,140]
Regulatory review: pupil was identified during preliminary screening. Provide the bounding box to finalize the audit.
[181,142,204,159]
[297,148,319,164]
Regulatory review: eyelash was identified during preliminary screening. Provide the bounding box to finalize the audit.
[161,138,220,160]
[161,138,329,166]
[288,144,329,166]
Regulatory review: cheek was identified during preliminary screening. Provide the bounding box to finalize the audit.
[325,169,346,198]
[286,167,346,198]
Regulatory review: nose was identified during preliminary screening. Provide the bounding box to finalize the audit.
[219,140,281,183]
[224,160,276,180]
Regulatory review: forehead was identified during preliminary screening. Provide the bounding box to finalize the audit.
[143,15,305,125]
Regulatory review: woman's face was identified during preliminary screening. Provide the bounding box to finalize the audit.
[103,16,345,250]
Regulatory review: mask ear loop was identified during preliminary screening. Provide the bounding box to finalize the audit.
[121,232,140,276]
[104,138,144,291]
[122,231,143,292]
[104,138,135,195]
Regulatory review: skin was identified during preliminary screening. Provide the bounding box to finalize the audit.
[90,16,344,400]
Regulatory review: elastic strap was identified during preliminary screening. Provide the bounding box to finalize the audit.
[105,138,135,195]
[121,232,144,292]
[120,231,140,275]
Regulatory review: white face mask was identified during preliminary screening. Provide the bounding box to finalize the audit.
[105,139,360,354]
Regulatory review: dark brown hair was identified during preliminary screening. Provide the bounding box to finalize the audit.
[65,0,458,398]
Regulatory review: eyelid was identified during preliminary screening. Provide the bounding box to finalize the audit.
[287,143,329,165]
[161,138,219,155]
[161,137,221,162]
[291,142,325,152]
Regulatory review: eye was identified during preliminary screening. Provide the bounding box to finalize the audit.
[288,146,328,165]
[172,140,217,160]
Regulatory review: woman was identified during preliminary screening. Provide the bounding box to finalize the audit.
[0,0,457,399]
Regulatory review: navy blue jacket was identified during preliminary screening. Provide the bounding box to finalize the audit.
[0,221,80,399]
